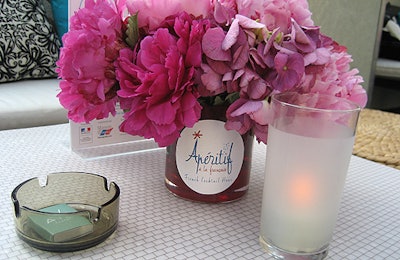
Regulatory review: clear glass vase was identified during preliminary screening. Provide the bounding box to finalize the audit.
[165,103,254,203]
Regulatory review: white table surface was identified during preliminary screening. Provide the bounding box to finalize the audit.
[0,124,399,260]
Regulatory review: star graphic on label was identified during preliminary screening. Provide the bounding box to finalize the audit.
[192,130,202,139]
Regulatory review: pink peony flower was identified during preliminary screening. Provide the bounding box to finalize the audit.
[69,0,125,38]
[115,12,210,146]
[125,0,212,30]
[56,0,125,122]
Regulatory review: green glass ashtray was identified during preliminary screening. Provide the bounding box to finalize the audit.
[11,172,120,252]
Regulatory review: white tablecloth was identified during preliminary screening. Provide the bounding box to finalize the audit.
[0,124,399,259]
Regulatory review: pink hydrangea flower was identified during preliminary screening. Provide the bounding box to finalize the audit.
[225,98,272,144]
[206,10,367,142]
[268,52,305,91]
[213,0,312,30]
[299,39,367,108]
[259,0,313,33]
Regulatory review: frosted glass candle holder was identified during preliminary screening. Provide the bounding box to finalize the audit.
[11,172,119,252]
[259,92,360,260]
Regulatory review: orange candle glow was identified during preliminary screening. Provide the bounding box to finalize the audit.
[288,173,316,207]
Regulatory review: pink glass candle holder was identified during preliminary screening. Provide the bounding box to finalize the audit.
[259,92,360,259]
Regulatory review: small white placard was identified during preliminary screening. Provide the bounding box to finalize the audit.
[69,104,145,149]
[69,105,161,159]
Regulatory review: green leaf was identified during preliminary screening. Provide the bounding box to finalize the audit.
[213,95,225,105]
[125,13,140,49]
[225,92,240,104]
[198,92,240,107]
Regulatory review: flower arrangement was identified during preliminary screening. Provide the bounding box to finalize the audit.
[57,0,367,147]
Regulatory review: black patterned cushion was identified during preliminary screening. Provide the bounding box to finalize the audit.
[0,0,61,83]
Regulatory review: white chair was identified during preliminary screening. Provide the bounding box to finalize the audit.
[372,1,400,112]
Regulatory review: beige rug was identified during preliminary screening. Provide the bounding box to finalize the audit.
[353,109,400,170]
